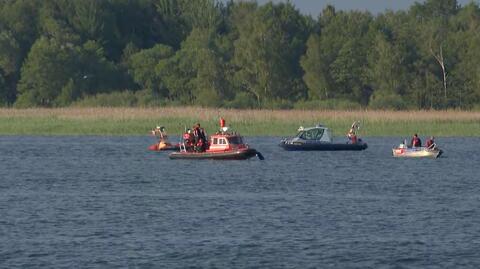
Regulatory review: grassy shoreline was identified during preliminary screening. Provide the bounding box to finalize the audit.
[0,107,479,137]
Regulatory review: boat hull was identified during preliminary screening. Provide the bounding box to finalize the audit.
[279,141,368,151]
[392,147,443,158]
[169,148,259,160]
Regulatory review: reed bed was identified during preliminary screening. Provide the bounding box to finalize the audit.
[0,107,479,136]
[1,107,480,121]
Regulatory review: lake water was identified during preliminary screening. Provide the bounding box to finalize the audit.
[1,136,480,268]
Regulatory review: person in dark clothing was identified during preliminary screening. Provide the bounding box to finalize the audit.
[193,124,201,151]
[411,133,422,148]
[193,123,207,152]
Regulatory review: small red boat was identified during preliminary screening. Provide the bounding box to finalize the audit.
[169,119,264,160]
[148,142,180,151]
[148,126,179,151]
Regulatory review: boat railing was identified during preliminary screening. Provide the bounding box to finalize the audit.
[179,141,187,152]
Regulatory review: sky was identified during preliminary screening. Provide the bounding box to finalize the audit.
[251,0,476,16]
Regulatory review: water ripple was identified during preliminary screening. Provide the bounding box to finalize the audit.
[1,136,479,268]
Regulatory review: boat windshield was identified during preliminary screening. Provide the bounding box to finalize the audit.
[227,136,243,145]
[297,128,324,140]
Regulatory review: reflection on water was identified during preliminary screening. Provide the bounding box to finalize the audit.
[1,136,479,268]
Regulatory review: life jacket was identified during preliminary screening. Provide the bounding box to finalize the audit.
[412,137,421,147]
[426,139,433,148]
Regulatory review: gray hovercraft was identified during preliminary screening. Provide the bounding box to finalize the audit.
[279,123,368,151]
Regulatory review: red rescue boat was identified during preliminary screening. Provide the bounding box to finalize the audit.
[169,119,264,160]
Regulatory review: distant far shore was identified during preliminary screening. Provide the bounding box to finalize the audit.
[0,107,479,137]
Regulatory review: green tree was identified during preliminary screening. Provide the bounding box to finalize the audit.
[36,0,81,44]
[185,29,228,107]
[16,37,76,107]
[330,38,366,102]
[1,0,480,109]
[305,8,373,104]
[232,2,310,104]
[16,36,122,107]
[446,2,480,107]
[155,27,230,106]
[153,0,224,49]
[71,0,122,59]
[179,0,223,30]
[0,0,39,104]
[410,0,460,107]
[71,0,110,39]
[75,40,124,96]
[301,34,329,100]
[128,44,175,97]
[0,31,22,104]
[0,72,6,105]
[0,0,38,47]
[367,33,404,96]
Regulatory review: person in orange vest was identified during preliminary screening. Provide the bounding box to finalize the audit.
[220,117,225,128]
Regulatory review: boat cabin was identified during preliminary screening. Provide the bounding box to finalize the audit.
[207,133,246,152]
[292,124,332,143]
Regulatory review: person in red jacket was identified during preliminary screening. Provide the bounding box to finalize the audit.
[425,136,435,149]
[347,126,357,144]
[346,121,359,144]
[411,133,422,148]
[182,129,194,151]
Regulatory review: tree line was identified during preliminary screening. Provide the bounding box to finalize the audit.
[0,0,479,109]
